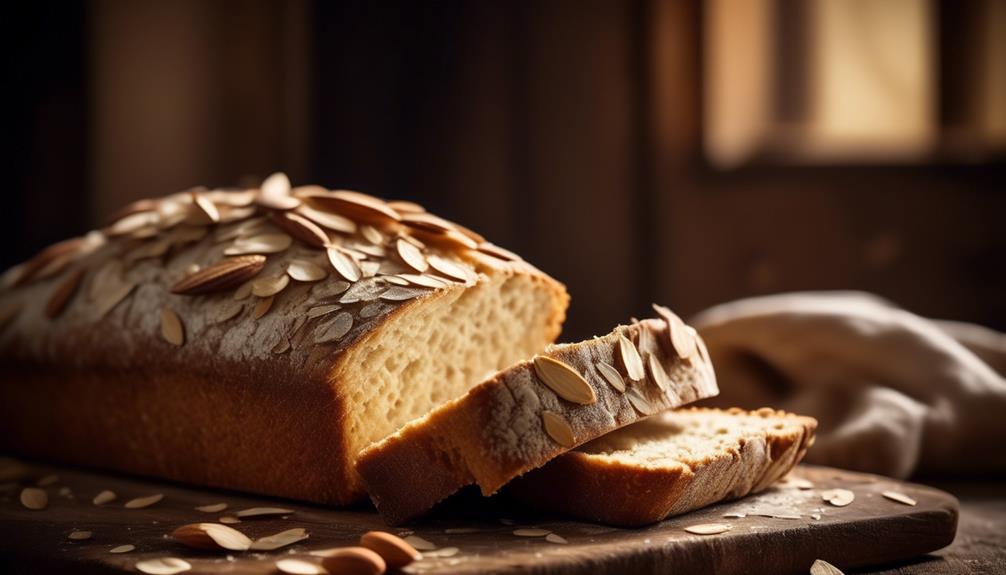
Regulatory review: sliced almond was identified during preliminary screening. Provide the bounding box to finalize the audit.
[379,287,427,301]
[224,233,293,256]
[307,304,341,319]
[810,559,846,575]
[647,354,671,392]
[618,334,646,381]
[172,522,251,551]
[253,296,275,319]
[359,303,384,318]
[478,242,520,262]
[160,309,184,347]
[235,506,294,518]
[257,172,301,211]
[533,356,596,405]
[882,491,917,506]
[305,189,401,225]
[45,268,85,319]
[110,544,135,554]
[545,533,568,544]
[684,523,732,535]
[360,225,384,245]
[396,274,447,289]
[135,557,192,575]
[513,528,551,537]
[214,301,244,323]
[401,535,437,551]
[396,238,429,272]
[69,530,93,541]
[93,490,116,505]
[316,312,353,343]
[20,487,48,510]
[190,194,220,224]
[424,547,459,558]
[320,547,386,575]
[252,274,290,298]
[171,255,267,294]
[97,280,136,318]
[626,386,654,415]
[218,516,240,524]
[288,260,328,282]
[272,211,329,248]
[541,411,575,447]
[297,205,357,234]
[327,247,362,282]
[250,527,310,551]
[360,531,422,569]
[427,255,472,283]
[195,502,228,513]
[652,303,697,359]
[275,558,326,575]
[233,280,254,300]
[821,488,855,507]
[125,493,164,509]
[595,361,626,393]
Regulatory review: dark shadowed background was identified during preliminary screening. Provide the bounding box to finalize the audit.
[4,0,1005,340]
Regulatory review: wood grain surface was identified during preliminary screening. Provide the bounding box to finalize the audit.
[0,462,962,574]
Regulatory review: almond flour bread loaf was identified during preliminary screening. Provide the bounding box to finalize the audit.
[0,174,568,504]
[507,407,817,526]
[356,312,719,524]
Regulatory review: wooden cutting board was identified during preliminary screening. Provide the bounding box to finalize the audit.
[0,462,957,574]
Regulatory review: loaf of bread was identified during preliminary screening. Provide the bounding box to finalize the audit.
[506,407,817,526]
[356,314,720,524]
[0,174,568,504]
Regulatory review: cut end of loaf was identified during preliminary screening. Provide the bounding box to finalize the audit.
[334,268,568,497]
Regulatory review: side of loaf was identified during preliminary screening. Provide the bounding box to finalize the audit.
[506,407,818,526]
[355,314,720,524]
[0,174,568,504]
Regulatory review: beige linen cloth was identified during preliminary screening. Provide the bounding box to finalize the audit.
[692,292,1006,478]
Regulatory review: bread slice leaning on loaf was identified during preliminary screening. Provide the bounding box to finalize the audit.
[356,315,719,524]
[506,407,817,526]
[0,174,568,504]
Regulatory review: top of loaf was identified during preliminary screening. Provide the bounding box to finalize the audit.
[0,173,546,370]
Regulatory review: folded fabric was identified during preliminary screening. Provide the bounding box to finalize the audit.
[691,291,1006,478]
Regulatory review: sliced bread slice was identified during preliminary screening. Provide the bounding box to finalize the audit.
[506,407,817,526]
[355,313,719,524]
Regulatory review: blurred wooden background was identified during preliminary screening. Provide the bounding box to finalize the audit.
[5,0,1005,340]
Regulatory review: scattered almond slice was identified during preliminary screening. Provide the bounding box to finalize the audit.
[110,544,135,554]
[401,535,437,551]
[275,558,327,575]
[250,528,310,551]
[288,260,328,282]
[135,557,192,575]
[20,487,47,510]
[424,547,459,558]
[513,528,551,537]
[172,522,252,551]
[219,516,241,524]
[93,490,116,505]
[684,523,732,535]
[882,491,917,506]
[235,506,294,518]
[545,533,569,544]
[69,530,92,541]
[124,493,164,509]
[195,502,228,513]
[810,559,846,575]
[821,489,855,507]
[251,274,290,298]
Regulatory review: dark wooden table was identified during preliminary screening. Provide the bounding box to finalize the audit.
[854,480,1006,574]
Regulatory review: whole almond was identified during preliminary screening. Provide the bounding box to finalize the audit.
[171,522,251,551]
[320,547,386,575]
[360,531,422,569]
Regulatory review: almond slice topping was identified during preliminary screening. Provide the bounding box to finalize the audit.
[533,356,597,405]
[224,233,293,256]
[396,238,429,272]
[135,558,191,575]
[251,274,290,298]
[257,172,301,211]
[618,334,646,381]
[171,255,267,294]
[297,205,357,234]
[160,309,184,347]
[287,260,328,282]
[647,354,671,392]
[327,247,362,282]
[272,211,329,248]
[305,189,401,225]
[595,361,626,393]
[541,411,575,447]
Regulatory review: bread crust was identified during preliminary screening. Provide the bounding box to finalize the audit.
[0,185,568,504]
[506,407,817,526]
[356,318,720,524]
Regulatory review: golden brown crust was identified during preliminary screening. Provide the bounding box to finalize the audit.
[0,178,568,504]
[355,317,720,524]
[506,407,817,526]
